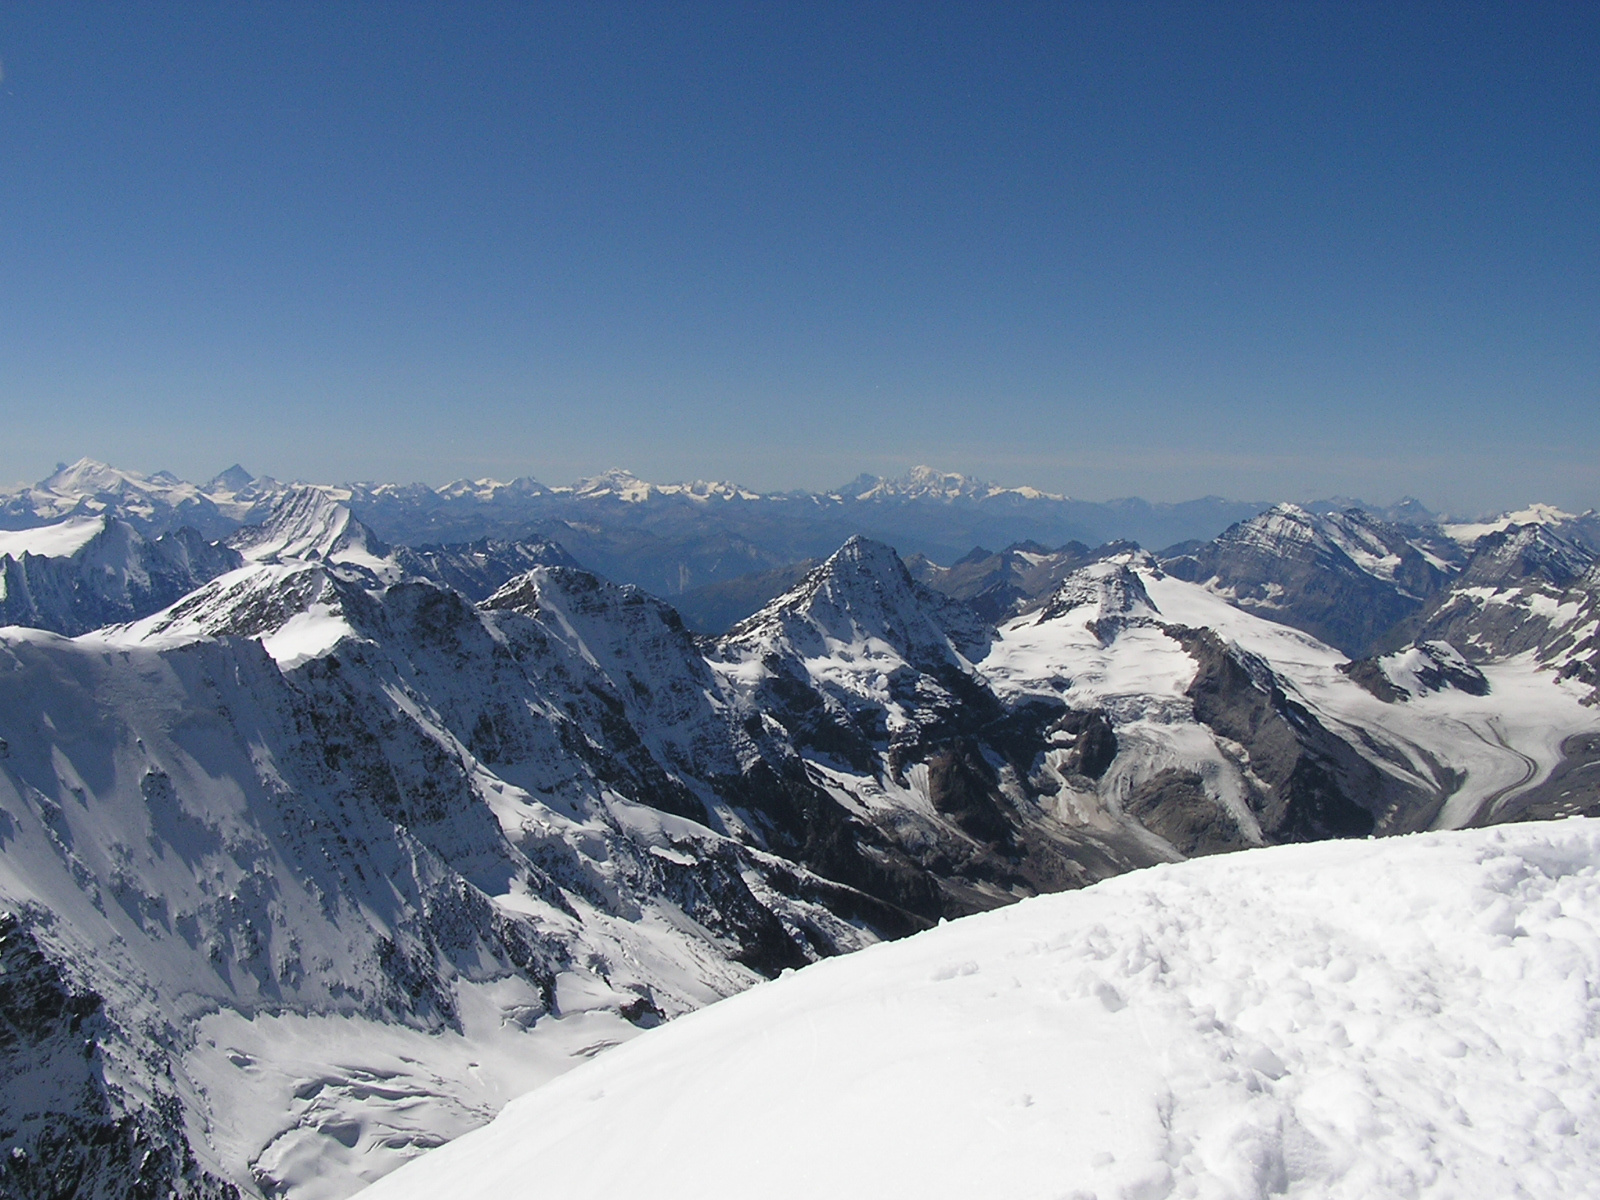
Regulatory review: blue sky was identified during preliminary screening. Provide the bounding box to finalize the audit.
[1,2,1595,513]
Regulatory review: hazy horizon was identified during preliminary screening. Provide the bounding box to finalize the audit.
[5,452,1585,522]
[3,4,1595,514]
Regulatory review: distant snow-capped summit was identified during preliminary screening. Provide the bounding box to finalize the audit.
[840,465,1067,503]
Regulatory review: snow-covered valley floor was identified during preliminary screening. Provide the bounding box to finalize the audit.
[366,821,1600,1200]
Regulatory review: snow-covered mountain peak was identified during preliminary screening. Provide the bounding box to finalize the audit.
[725,536,917,639]
[569,468,657,502]
[1458,521,1596,590]
[845,465,1066,504]
[39,457,159,496]
[39,460,206,516]
[207,463,255,493]
[722,535,983,665]
[436,476,552,502]
[1035,560,1159,629]
[711,536,998,759]
[561,469,760,505]
[227,486,393,576]
[37,457,100,490]
[1443,503,1583,546]
[105,560,357,668]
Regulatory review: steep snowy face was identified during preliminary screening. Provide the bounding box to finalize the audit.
[908,540,1128,624]
[1397,524,1600,705]
[1,565,902,1198]
[392,538,579,601]
[983,561,1389,857]
[722,535,990,677]
[483,566,751,804]
[1034,558,1159,632]
[101,560,362,669]
[0,516,107,560]
[0,515,243,636]
[227,486,395,578]
[366,821,1600,1200]
[712,536,1001,764]
[1162,504,1455,656]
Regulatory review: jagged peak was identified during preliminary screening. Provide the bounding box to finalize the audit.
[721,534,992,667]
[1460,521,1595,589]
[228,485,391,573]
[1036,560,1158,626]
[561,468,761,504]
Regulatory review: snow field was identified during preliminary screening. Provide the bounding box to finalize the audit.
[0,515,107,560]
[366,822,1600,1200]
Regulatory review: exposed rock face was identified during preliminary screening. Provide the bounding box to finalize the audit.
[0,566,895,1197]
[1393,525,1600,702]
[1162,505,1455,656]
[907,541,1135,624]
[1125,768,1246,856]
[710,539,1166,915]
[392,539,580,601]
[0,909,240,1200]
[1168,627,1380,842]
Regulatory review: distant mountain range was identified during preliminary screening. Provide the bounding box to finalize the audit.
[3,458,1600,1198]
[4,459,1273,598]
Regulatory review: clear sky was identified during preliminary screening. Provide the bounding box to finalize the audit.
[1,2,1595,514]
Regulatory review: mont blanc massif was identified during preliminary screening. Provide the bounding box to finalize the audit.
[4,458,1600,1200]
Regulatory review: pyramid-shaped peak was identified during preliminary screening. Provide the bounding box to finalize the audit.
[722,533,993,666]
[229,485,389,572]
[795,537,933,610]
[1037,561,1158,626]
[208,464,255,492]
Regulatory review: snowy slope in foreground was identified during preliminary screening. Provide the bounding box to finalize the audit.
[368,822,1600,1200]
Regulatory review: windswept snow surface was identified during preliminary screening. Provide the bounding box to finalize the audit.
[0,515,106,560]
[366,822,1600,1200]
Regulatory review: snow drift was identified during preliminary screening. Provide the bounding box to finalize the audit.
[367,821,1600,1200]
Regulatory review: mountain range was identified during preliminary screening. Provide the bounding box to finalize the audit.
[2,459,1599,1198]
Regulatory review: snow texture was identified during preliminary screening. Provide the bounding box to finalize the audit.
[0,516,107,560]
[367,821,1600,1200]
